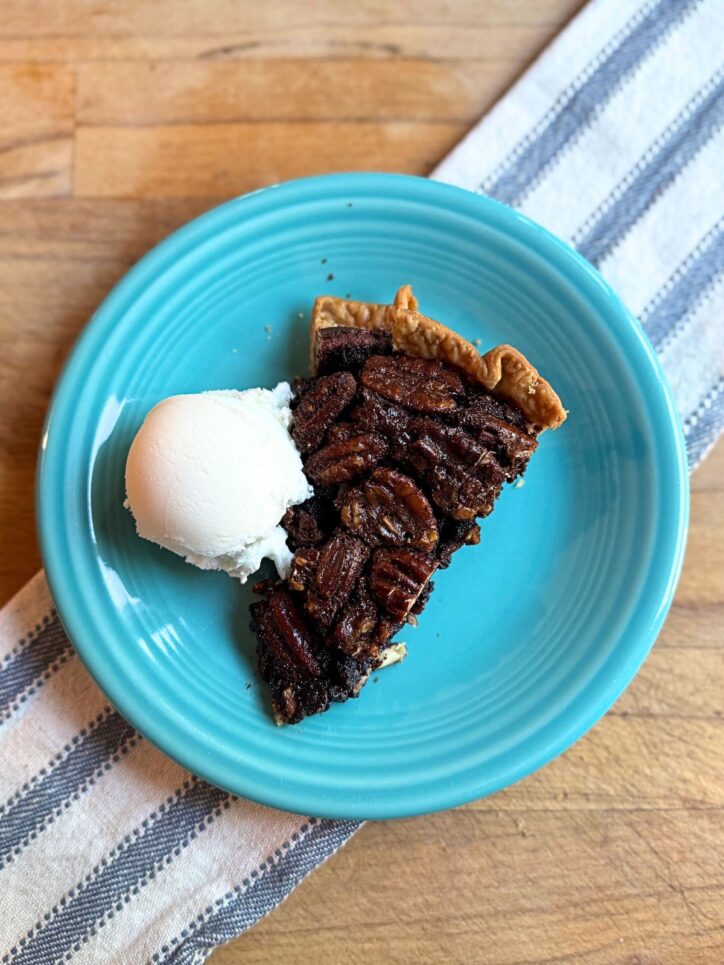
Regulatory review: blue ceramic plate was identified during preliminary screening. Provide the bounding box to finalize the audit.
[38,174,688,819]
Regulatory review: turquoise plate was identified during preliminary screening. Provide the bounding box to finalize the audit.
[38,174,688,819]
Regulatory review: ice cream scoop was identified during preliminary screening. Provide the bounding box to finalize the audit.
[124,383,311,582]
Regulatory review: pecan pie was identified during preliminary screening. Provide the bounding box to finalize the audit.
[251,286,566,723]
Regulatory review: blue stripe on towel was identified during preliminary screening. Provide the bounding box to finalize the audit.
[153,819,361,965]
[0,617,72,722]
[3,781,231,965]
[576,71,724,265]
[685,377,724,466]
[641,221,724,349]
[0,710,137,869]
[483,0,700,205]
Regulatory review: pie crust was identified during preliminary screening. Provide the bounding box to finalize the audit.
[312,285,566,431]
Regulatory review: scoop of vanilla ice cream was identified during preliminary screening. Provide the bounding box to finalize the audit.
[124,383,311,582]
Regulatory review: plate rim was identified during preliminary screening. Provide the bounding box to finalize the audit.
[37,172,690,819]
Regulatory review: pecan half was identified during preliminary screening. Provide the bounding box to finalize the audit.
[315,325,392,376]
[282,497,332,547]
[304,433,388,486]
[344,389,414,460]
[464,387,530,432]
[291,371,357,453]
[466,414,538,480]
[333,580,379,659]
[304,532,370,630]
[269,589,322,677]
[253,588,321,678]
[360,355,464,413]
[369,548,436,624]
[340,467,438,550]
[407,419,506,519]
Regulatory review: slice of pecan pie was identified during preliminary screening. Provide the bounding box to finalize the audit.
[251,286,566,724]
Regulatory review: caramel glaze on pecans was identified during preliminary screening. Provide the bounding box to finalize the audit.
[253,327,539,723]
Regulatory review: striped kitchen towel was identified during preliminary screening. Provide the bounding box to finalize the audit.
[1,0,722,961]
[0,581,358,964]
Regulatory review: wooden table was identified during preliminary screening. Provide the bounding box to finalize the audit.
[2,2,722,962]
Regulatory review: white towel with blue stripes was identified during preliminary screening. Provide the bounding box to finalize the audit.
[1,0,722,961]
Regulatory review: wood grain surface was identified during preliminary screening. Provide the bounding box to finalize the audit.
[1,2,722,963]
